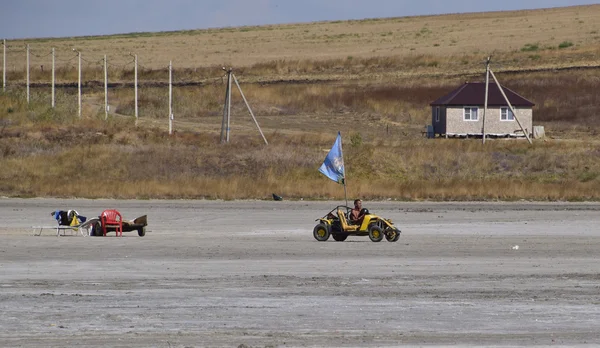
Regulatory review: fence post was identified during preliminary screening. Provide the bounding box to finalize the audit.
[168,60,173,135]
[2,39,5,92]
[104,55,108,120]
[51,47,55,108]
[134,54,138,123]
[26,44,29,104]
[73,48,81,118]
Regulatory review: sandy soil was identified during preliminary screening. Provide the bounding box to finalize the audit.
[1,199,600,347]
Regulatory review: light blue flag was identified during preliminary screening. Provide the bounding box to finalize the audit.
[319,132,345,185]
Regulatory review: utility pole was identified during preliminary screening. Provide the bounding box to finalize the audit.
[2,39,5,93]
[489,69,532,144]
[26,44,29,104]
[220,67,268,145]
[220,68,231,143]
[104,55,108,120]
[51,47,55,108]
[73,48,81,118]
[227,69,232,143]
[232,73,268,145]
[482,57,490,144]
[168,60,173,135]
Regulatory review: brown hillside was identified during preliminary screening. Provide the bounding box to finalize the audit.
[3,4,599,77]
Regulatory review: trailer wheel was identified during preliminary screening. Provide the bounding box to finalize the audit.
[90,221,102,237]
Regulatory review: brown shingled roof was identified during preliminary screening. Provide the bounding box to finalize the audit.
[431,82,535,107]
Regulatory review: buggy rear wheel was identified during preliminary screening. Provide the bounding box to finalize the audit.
[369,225,384,242]
[313,223,330,242]
[332,233,348,242]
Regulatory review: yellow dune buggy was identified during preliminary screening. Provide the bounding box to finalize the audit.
[313,205,401,242]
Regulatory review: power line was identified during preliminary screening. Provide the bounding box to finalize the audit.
[107,59,133,70]
[4,47,26,53]
[30,50,53,58]
[54,55,78,64]
[80,56,104,68]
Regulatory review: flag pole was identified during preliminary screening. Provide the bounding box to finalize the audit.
[318,131,347,205]
[339,131,348,207]
[343,181,348,207]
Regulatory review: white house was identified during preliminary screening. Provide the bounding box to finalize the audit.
[430,82,535,138]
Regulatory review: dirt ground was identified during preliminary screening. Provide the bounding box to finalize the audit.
[1,199,600,347]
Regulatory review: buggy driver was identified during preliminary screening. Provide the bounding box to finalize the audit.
[349,199,368,225]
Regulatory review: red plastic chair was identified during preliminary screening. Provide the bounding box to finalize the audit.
[100,209,123,237]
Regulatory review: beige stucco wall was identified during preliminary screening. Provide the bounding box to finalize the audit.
[445,106,533,135]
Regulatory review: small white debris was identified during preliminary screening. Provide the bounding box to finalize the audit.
[512,245,519,250]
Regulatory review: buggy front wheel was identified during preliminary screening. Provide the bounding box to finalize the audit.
[392,229,401,242]
[385,228,400,242]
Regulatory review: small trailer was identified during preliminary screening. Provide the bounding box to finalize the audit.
[89,214,148,237]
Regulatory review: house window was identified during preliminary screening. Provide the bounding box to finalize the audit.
[501,107,515,121]
[464,107,478,121]
[435,107,440,122]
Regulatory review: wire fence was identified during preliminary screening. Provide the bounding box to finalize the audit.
[2,42,223,84]
[1,42,232,131]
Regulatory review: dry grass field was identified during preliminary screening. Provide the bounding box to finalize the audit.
[3,4,600,82]
[1,4,600,200]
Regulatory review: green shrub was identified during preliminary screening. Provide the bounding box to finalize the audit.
[350,132,362,147]
[521,43,539,52]
[558,41,573,49]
